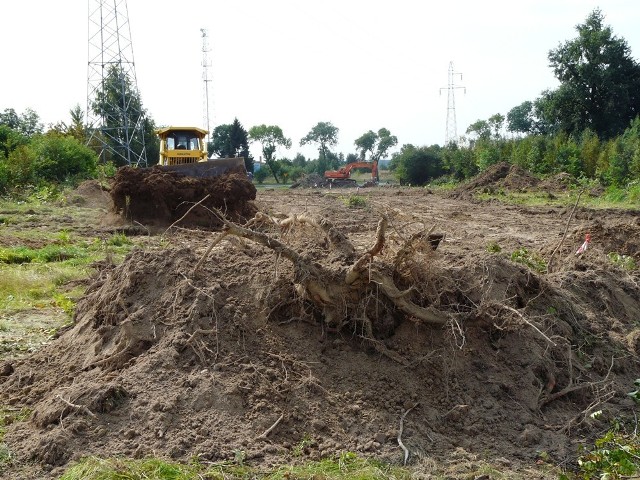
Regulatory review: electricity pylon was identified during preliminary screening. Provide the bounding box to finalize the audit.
[439,61,465,146]
[86,0,147,166]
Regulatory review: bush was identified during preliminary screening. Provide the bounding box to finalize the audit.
[253,167,269,184]
[31,133,97,181]
[0,133,98,194]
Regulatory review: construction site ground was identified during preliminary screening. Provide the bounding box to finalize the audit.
[1,164,640,479]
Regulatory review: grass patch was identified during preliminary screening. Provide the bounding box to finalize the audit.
[0,244,88,264]
[476,184,640,210]
[0,263,92,311]
[608,252,637,271]
[343,194,368,209]
[510,247,547,273]
[60,452,411,480]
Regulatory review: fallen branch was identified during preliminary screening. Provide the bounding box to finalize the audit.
[345,216,388,285]
[193,231,229,273]
[163,194,211,236]
[398,402,419,465]
[370,271,448,325]
[256,413,284,440]
[495,303,556,347]
[547,187,585,273]
[56,394,97,419]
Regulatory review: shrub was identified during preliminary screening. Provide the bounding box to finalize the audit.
[510,247,547,273]
[31,133,97,181]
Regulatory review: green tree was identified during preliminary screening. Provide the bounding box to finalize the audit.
[90,65,157,166]
[0,133,97,192]
[392,144,444,185]
[248,124,292,183]
[546,8,640,138]
[506,101,535,134]
[292,153,307,167]
[0,125,27,160]
[354,130,377,160]
[300,121,339,175]
[442,143,478,180]
[579,128,601,178]
[50,105,87,142]
[466,120,491,142]
[0,107,43,138]
[210,118,254,172]
[31,132,98,181]
[487,114,505,139]
[354,128,397,181]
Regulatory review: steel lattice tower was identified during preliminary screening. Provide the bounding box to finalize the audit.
[86,0,147,166]
[440,61,465,145]
[201,28,212,146]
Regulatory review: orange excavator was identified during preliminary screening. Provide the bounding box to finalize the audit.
[324,160,378,187]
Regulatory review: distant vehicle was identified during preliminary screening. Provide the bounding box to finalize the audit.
[323,160,378,187]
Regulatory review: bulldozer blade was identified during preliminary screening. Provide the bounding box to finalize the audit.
[159,158,247,178]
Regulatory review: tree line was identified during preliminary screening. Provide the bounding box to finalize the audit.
[427,9,640,189]
[1,9,639,193]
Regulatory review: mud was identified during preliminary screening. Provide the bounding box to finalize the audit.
[1,173,640,479]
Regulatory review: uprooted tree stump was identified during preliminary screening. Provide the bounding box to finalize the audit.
[195,210,449,359]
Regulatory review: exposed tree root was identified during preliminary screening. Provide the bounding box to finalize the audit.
[198,210,450,335]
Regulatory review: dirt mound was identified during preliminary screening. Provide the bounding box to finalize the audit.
[67,180,112,209]
[2,195,640,478]
[110,166,257,228]
[451,162,541,197]
[290,173,325,189]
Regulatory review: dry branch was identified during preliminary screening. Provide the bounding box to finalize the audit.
[345,216,387,285]
[56,394,97,419]
[398,402,419,465]
[256,413,284,440]
[547,187,585,273]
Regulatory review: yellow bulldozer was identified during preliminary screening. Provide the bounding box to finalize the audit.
[155,126,246,177]
[109,126,256,227]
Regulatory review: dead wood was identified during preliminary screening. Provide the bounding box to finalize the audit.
[201,210,450,331]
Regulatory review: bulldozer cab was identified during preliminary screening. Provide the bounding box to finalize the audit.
[154,126,248,178]
[156,126,208,166]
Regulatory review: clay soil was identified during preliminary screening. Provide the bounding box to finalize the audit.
[2,166,640,479]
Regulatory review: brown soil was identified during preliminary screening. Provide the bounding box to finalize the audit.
[451,161,541,197]
[109,166,257,228]
[2,182,640,479]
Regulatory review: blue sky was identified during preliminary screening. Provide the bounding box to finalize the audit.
[2,0,639,161]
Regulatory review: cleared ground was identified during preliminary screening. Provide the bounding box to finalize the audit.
[1,166,639,479]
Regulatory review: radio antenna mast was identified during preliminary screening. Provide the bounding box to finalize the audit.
[201,28,212,146]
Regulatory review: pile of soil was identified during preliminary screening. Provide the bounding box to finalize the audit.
[1,187,640,479]
[290,173,325,189]
[110,166,257,228]
[67,180,112,209]
[451,162,540,197]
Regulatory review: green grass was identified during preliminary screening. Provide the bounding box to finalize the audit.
[510,247,547,273]
[59,452,412,480]
[0,261,92,312]
[342,194,368,209]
